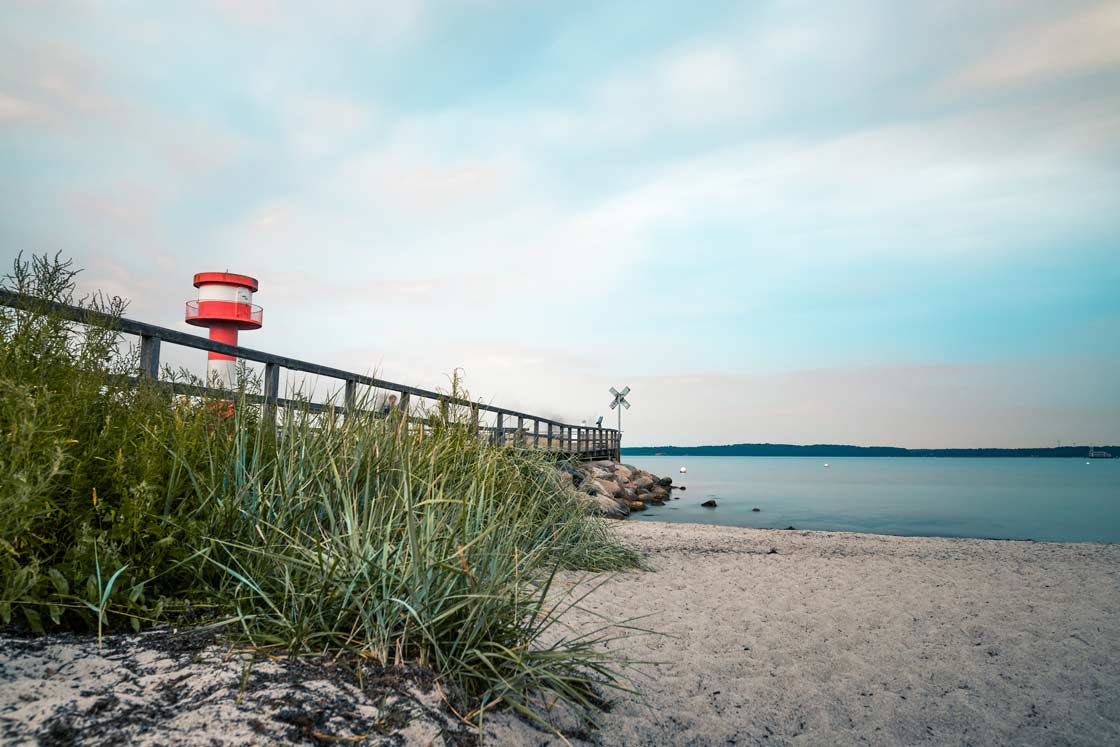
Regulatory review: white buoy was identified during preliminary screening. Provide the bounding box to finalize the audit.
[824,463,830,468]
[679,466,687,474]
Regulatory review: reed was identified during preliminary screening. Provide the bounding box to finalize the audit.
[0,253,641,728]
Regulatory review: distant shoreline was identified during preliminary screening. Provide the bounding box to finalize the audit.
[622,443,1119,458]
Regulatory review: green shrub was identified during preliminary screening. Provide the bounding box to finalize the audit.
[0,253,640,727]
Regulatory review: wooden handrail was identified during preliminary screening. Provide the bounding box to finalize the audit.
[1,289,621,458]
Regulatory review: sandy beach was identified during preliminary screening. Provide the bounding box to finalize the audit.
[4,521,1119,746]
[488,521,1120,746]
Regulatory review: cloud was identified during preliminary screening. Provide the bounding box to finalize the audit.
[0,93,33,122]
[208,0,428,46]
[944,1,1120,92]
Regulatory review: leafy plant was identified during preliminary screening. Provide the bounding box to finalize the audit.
[0,252,641,731]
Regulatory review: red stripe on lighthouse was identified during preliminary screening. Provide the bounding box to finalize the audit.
[208,324,238,362]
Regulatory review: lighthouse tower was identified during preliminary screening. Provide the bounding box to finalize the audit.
[184,272,262,387]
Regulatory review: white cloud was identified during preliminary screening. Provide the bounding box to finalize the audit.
[944,1,1120,92]
[0,92,33,121]
[209,0,428,46]
[275,92,377,159]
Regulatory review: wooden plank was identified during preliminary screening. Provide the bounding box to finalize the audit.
[263,362,280,427]
[138,334,160,380]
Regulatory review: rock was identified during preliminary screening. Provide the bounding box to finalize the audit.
[701,500,718,508]
[767,548,778,554]
[581,493,629,518]
[633,476,655,491]
[649,499,666,506]
[656,476,673,487]
[595,492,631,517]
[595,479,622,498]
[557,471,573,485]
[675,485,687,491]
[783,526,797,530]
[616,474,631,486]
[751,507,761,512]
[628,500,647,511]
[614,466,633,480]
[648,485,669,499]
[558,464,584,487]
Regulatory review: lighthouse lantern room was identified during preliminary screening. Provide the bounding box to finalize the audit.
[185,272,262,387]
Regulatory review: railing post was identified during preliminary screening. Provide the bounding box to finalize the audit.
[568,426,574,454]
[495,411,504,446]
[516,415,524,447]
[533,419,540,449]
[344,380,357,414]
[472,404,480,437]
[399,392,410,421]
[139,334,161,380]
[263,362,280,428]
[546,421,553,450]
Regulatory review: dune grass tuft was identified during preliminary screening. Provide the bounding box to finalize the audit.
[0,252,641,728]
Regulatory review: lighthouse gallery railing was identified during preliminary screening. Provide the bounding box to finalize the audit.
[0,289,621,460]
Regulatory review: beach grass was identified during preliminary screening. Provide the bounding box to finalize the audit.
[0,253,641,728]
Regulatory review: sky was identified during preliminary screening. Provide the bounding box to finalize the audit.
[1,0,1118,448]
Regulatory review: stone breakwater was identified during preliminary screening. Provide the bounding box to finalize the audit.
[555,460,677,519]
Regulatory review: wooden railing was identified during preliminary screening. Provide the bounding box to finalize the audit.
[0,290,621,460]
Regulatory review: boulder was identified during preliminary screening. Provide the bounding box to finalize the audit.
[582,493,629,518]
[751,507,761,512]
[633,476,655,491]
[590,467,612,480]
[647,485,669,500]
[614,466,633,480]
[628,500,647,511]
[649,499,666,506]
[559,464,585,487]
[596,479,622,498]
[656,476,673,487]
[701,499,718,508]
[616,474,631,486]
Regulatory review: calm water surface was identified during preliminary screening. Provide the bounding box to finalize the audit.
[624,456,1120,543]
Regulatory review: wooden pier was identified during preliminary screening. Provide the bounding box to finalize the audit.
[0,289,621,461]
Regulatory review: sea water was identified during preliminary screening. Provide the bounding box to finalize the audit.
[624,456,1120,543]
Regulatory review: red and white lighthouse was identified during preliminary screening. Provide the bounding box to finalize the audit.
[185,272,262,387]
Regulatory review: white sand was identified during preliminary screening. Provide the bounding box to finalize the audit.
[489,521,1120,746]
[5,522,1119,746]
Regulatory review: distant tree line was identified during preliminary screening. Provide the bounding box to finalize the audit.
[621,443,1119,458]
